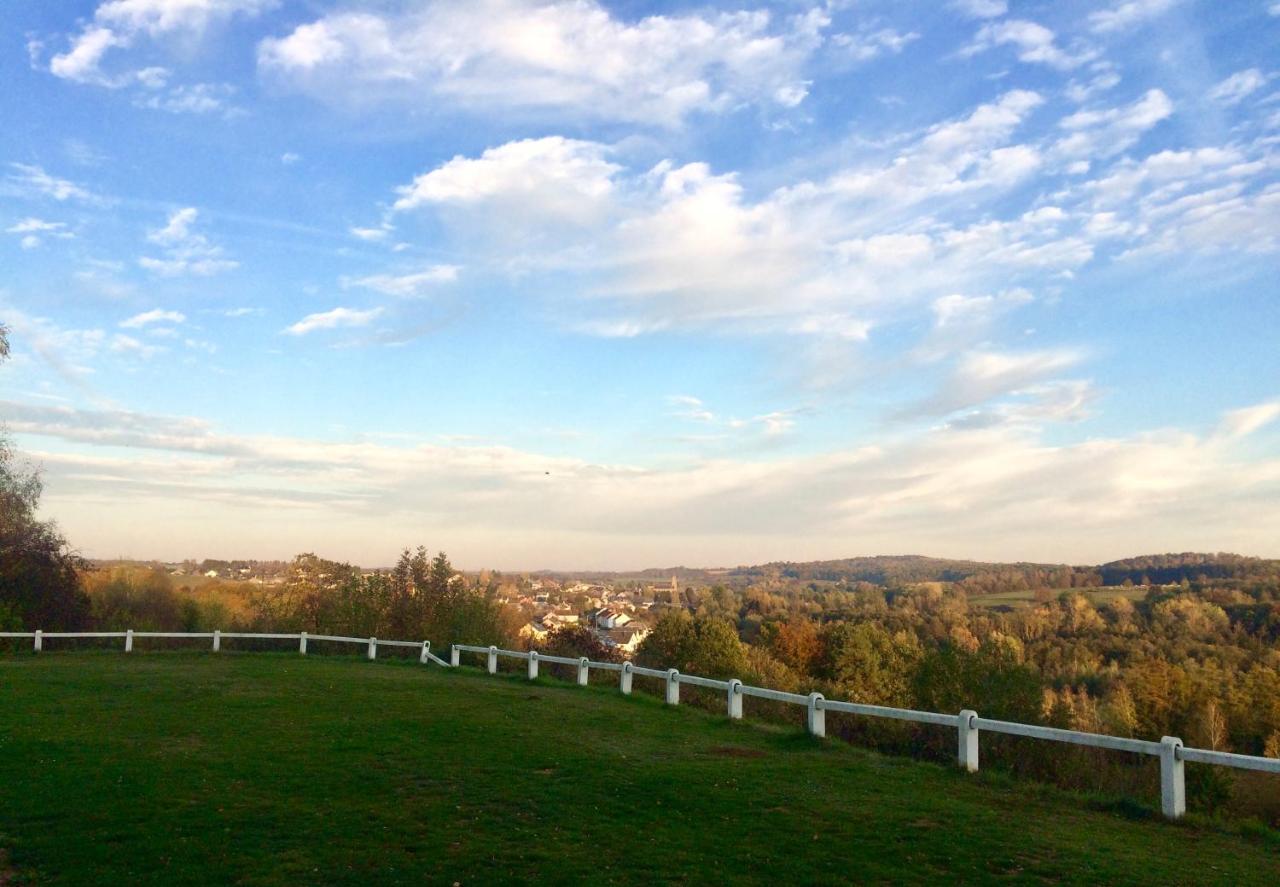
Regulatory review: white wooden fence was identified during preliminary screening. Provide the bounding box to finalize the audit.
[5,629,1278,821]
[452,643,1280,821]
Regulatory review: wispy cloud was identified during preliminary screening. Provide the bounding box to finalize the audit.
[343,266,460,298]
[120,309,185,328]
[6,163,98,202]
[139,207,237,276]
[284,306,384,336]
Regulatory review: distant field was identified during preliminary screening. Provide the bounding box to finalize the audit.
[1,653,1276,885]
[969,587,1150,609]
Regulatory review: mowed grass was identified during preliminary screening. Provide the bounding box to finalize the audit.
[1,653,1276,886]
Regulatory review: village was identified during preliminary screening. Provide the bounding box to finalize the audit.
[508,575,682,656]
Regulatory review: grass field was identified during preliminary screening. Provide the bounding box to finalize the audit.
[1,653,1277,885]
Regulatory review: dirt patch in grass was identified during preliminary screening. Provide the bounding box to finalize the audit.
[707,745,767,758]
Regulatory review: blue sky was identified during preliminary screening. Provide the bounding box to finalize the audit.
[2,0,1278,569]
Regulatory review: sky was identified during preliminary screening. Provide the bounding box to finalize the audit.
[1,0,1278,571]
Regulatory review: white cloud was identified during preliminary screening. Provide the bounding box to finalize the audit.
[950,0,1008,18]
[832,28,919,63]
[1065,69,1122,103]
[6,163,98,202]
[1218,400,1280,439]
[1088,0,1181,35]
[49,27,122,84]
[7,218,70,234]
[1206,68,1268,106]
[1052,88,1173,161]
[133,82,237,115]
[6,217,74,249]
[343,266,460,298]
[284,306,384,336]
[393,137,619,215]
[908,348,1085,417]
[139,207,237,276]
[121,309,186,328]
[962,20,1096,70]
[258,1,828,126]
[386,93,1075,339]
[280,152,300,165]
[109,332,163,359]
[349,226,389,242]
[7,397,1279,567]
[50,0,275,86]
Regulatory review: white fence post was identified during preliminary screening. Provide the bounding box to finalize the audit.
[299,632,308,655]
[727,679,743,719]
[577,657,590,686]
[125,629,133,653]
[665,669,680,705]
[620,661,633,695]
[528,651,539,679]
[33,630,42,653]
[212,630,221,652]
[420,641,430,665]
[1160,736,1186,819]
[450,644,460,667]
[367,637,377,660]
[487,645,498,674]
[958,710,979,772]
[807,692,826,738]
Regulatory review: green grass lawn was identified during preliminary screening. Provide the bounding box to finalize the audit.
[1,653,1276,885]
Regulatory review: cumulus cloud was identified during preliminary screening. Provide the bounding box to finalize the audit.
[284,306,384,336]
[50,0,275,86]
[393,137,619,215]
[258,0,828,126]
[383,91,1087,341]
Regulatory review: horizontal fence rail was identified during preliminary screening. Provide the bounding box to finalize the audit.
[6,630,1279,821]
[0,630,442,663]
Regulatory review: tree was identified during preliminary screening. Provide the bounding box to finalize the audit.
[636,611,748,678]
[768,617,822,674]
[820,621,922,708]
[539,624,615,662]
[0,327,91,629]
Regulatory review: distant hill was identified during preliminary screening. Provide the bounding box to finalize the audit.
[542,552,1280,592]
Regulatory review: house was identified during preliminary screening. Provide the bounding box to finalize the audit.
[594,607,632,630]
[519,621,550,643]
[602,626,650,655]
